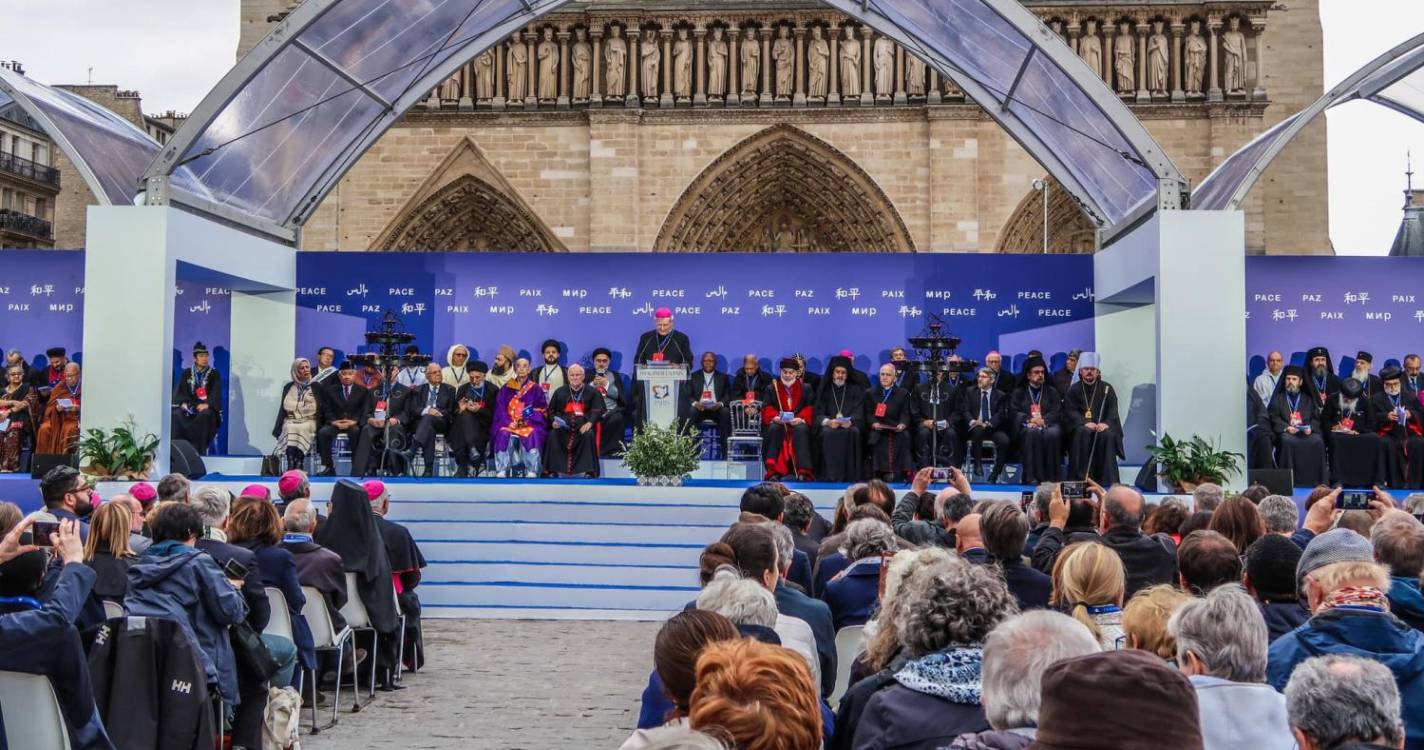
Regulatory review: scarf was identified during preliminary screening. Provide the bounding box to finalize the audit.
[146,539,192,557]
[893,645,983,704]
[1321,585,1391,614]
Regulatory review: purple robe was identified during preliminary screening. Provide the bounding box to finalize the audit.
[491,378,549,452]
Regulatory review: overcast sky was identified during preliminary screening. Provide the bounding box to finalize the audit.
[3,0,1421,254]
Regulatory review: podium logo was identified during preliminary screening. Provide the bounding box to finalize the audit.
[652,385,670,400]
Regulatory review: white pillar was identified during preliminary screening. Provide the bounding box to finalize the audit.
[228,290,297,455]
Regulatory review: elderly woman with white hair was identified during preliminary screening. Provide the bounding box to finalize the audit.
[821,518,897,630]
[1170,584,1295,750]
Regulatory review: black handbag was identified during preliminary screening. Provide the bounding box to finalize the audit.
[230,621,282,681]
[260,452,283,477]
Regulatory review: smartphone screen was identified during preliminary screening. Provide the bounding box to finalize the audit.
[1061,481,1086,499]
[1019,491,1035,513]
[222,557,249,580]
[1337,490,1373,511]
[30,521,58,547]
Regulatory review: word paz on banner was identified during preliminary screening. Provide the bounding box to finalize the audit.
[435,287,454,296]
[1301,293,1322,303]
[795,289,814,298]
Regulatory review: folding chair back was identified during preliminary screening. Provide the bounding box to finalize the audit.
[339,572,373,630]
[263,587,294,641]
[0,671,69,748]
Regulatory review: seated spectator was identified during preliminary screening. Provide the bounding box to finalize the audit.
[689,638,822,750]
[1143,498,1189,545]
[893,468,974,548]
[955,512,988,564]
[1170,584,1295,750]
[1033,650,1203,748]
[1179,510,1215,539]
[1054,542,1127,651]
[226,498,306,688]
[113,493,151,555]
[1194,482,1225,513]
[740,483,812,592]
[981,501,1051,610]
[366,480,428,680]
[1259,495,1301,537]
[128,481,158,517]
[1122,584,1192,661]
[621,610,740,750]
[1337,510,1377,539]
[314,480,402,683]
[821,518,895,630]
[281,498,347,630]
[1405,492,1424,520]
[949,611,1100,750]
[83,500,137,607]
[1371,511,1424,631]
[1267,529,1424,742]
[40,465,95,537]
[697,568,818,692]
[124,502,248,706]
[275,469,310,515]
[0,518,113,749]
[1178,530,1245,594]
[1209,496,1267,554]
[853,560,1018,748]
[1284,654,1406,750]
[1030,485,1101,576]
[814,504,897,595]
[156,472,190,505]
[1240,484,1271,504]
[783,491,823,566]
[189,486,271,635]
[1023,483,1054,557]
[1244,534,1309,643]
[239,483,271,504]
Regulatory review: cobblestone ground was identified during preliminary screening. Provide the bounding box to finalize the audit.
[301,619,661,749]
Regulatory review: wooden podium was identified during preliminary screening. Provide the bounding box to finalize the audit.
[636,363,689,429]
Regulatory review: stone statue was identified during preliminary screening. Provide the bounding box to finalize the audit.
[640,29,660,99]
[537,28,558,100]
[572,29,591,101]
[507,39,528,100]
[673,28,693,98]
[1113,21,1135,93]
[474,48,495,99]
[1184,20,1207,94]
[1222,17,1247,94]
[840,27,861,97]
[439,72,460,100]
[873,37,895,97]
[905,54,925,96]
[773,219,796,251]
[1147,21,1169,96]
[772,26,794,99]
[808,26,830,98]
[605,26,627,98]
[1079,20,1103,80]
[740,29,760,96]
[707,27,728,97]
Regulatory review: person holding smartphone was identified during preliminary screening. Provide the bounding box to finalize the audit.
[1372,366,1424,489]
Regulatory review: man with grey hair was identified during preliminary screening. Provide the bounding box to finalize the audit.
[1193,482,1225,513]
[1403,493,1424,519]
[951,610,1099,748]
[1024,482,1056,556]
[1285,654,1406,750]
[281,498,348,631]
[697,568,819,693]
[156,472,190,505]
[1169,584,1295,750]
[189,485,270,631]
[111,493,151,555]
[1259,494,1300,535]
[1373,511,1424,631]
[1037,484,1176,598]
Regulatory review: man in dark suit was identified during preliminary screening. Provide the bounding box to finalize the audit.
[984,350,1017,393]
[590,348,634,455]
[682,351,731,454]
[959,367,1011,482]
[981,501,1051,610]
[405,363,458,477]
[730,353,774,403]
[354,364,411,477]
[1052,349,1080,398]
[315,361,372,476]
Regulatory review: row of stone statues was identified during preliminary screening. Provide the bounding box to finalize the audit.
[1061,16,1256,99]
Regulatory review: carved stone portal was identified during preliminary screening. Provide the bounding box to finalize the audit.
[994,177,1097,254]
[654,124,914,252]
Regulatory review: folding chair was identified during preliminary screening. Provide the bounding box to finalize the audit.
[264,587,314,735]
[101,600,124,619]
[830,625,866,705]
[299,585,359,731]
[392,586,410,684]
[0,671,69,748]
[337,572,379,699]
[727,399,764,466]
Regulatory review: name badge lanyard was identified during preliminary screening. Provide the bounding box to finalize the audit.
[831,386,847,420]
[192,367,208,399]
[1287,392,1303,425]
[1390,393,1405,426]
[656,333,672,358]
[877,387,893,420]
[1029,386,1042,421]
[1314,373,1328,402]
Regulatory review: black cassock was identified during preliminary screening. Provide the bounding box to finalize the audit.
[171,367,222,454]
[1012,385,1063,484]
[1064,380,1124,485]
[593,369,634,456]
[544,385,606,477]
[451,381,495,473]
[1370,393,1424,489]
[911,379,961,468]
[812,382,865,483]
[375,515,427,672]
[1268,390,1327,487]
[1247,390,1277,471]
[1321,396,1383,487]
[866,385,914,479]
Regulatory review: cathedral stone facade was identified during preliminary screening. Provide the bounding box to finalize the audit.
[241,0,1329,254]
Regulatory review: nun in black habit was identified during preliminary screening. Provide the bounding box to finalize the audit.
[315,480,403,688]
[812,356,865,483]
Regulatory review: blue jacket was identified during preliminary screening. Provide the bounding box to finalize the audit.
[235,540,315,670]
[1267,608,1424,749]
[1390,576,1424,633]
[777,582,837,698]
[853,683,990,750]
[125,541,249,703]
[1259,599,1310,644]
[820,558,882,631]
[999,558,1052,611]
[788,548,814,594]
[814,552,850,597]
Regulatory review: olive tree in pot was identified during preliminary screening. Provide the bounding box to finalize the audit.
[1144,434,1243,493]
[622,422,702,486]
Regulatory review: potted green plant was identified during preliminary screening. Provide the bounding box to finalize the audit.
[622,422,703,486]
[1144,433,1244,492]
[78,417,160,480]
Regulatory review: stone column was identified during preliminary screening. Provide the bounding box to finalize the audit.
[1251,18,1268,100]
[459,62,474,110]
[525,30,537,108]
[860,28,874,106]
[894,44,907,105]
[1206,18,1223,102]
[557,30,571,108]
[493,41,507,110]
[1170,21,1185,102]
[1136,22,1150,103]
[694,26,707,106]
[1102,23,1116,88]
[590,27,603,108]
[627,31,640,107]
[660,29,674,107]
[760,28,773,105]
[928,69,941,104]
[828,31,840,106]
[729,28,740,107]
[793,25,807,107]
[1067,20,1080,54]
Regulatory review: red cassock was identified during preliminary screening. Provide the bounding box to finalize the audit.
[761,379,815,480]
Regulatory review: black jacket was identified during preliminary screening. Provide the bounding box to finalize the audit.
[404,383,459,428]
[1010,384,1062,433]
[633,329,693,365]
[959,386,1009,432]
[85,614,216,750]
[730,369,774,402]
[195,537,271,632]
[173,367,223,424]
[854,682,991,750]
[1032,524,1176,599]
[321,381,373,425]
[683,369,731,417]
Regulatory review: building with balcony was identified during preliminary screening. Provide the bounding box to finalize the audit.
[0,62,58,248]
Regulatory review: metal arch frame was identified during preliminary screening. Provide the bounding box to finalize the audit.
[144,0,1186,247]
[0,66,154,207]
[1195,31,1424,212]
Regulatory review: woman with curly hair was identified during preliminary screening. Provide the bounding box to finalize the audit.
[690,638,822,750]
[852,560,1019,748]
[1142,498,1189,545]
[1121,584,1193,661]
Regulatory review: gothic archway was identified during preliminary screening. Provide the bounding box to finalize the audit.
[995,177,1098,254]
[654,124,914,252]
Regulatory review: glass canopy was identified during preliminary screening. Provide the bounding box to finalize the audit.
[147,0,1185,244]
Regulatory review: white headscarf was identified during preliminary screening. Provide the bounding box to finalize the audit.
[442,343,471,388]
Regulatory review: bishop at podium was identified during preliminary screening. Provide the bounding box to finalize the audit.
[633,307,693,427]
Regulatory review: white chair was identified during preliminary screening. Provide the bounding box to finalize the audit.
[300,585,358,732]
[392,586,410,683]
[263,587,294,643]
[338,572,379,699]
[830,625,866,705]
[101,600,124,619]
[0,671,69,748]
